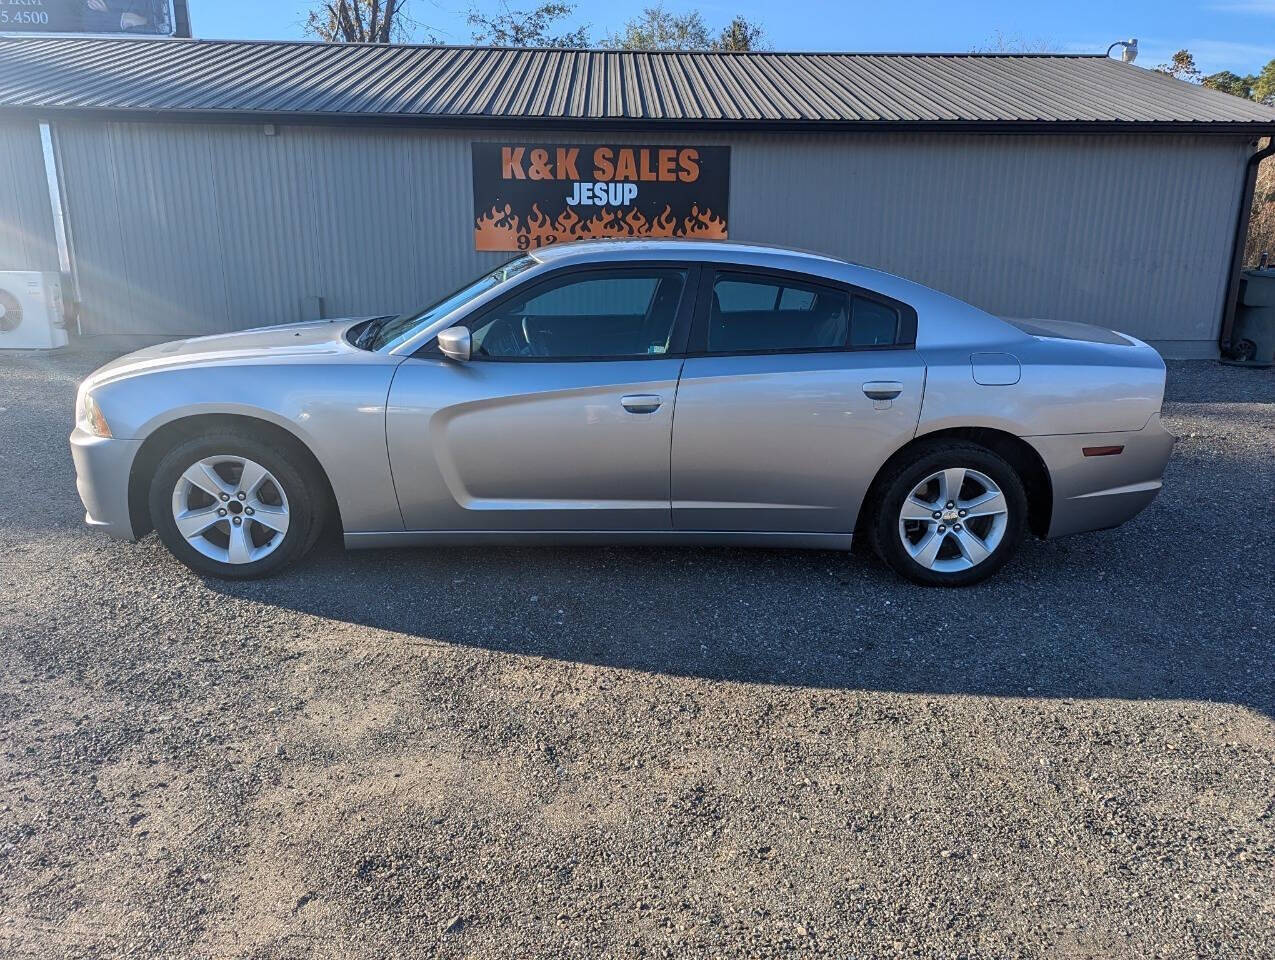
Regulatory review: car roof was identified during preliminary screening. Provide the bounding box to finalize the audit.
[530,239,851,269]
[519,239,1029,351]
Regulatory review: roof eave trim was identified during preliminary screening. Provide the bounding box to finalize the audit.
[5,105,1274,136]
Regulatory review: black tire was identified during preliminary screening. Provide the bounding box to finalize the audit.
[148,431,324,579]
[868,441,1028,588]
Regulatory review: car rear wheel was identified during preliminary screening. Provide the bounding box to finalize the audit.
[870,442,1027,587]
[149,432,323,579]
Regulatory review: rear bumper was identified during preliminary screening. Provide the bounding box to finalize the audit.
[1026,414,1176,539]
[69,427,143,541]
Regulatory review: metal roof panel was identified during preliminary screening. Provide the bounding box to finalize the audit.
[1,37,1272,129]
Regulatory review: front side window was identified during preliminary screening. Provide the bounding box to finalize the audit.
[468,268,687,360]
[366,256,537,351]
[708,273,850,353]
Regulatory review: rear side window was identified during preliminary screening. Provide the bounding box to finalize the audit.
[707,274,849,353]
[850,296,900,347]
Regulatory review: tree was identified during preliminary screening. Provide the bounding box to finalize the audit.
[466,1,589,46]
[716,15,766,52]
[605,5,765,51]
[1244,138,1274,267]
[1155,49,1201,83]
[305,0,414,43]
[1202,70,1253,99]
[1254,59,1275,105]
[972,30,1057,54]
[1159,50,1274,105]
[605,6,711,49]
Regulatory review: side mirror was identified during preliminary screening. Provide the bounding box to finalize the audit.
[436,326,471,362]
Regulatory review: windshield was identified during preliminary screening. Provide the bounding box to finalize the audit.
[365,256,539,351]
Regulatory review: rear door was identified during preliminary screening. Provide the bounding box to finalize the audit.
[386,263,697,531]
[670,266,925,534]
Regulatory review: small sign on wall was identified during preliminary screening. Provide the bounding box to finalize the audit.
[0,0,177,35]
[471,143,730,251]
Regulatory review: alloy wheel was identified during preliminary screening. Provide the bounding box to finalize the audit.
[170,455,290,565]
[897,466,1008,573]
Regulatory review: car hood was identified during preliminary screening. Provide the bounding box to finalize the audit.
[84,317,376,388]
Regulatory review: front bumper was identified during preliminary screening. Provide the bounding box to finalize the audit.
[69,427,143,540]
[1027,414,1176,539]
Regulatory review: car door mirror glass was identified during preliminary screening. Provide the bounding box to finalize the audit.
[436,326,472,362]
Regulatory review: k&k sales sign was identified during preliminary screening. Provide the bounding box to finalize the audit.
[471,143,730,252]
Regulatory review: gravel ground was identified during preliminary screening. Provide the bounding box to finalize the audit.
[0,351,1273,959]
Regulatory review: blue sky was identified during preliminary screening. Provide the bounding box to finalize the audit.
[190,0,1275,74]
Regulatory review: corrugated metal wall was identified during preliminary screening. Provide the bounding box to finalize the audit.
[0,120,58,274]
[31,119,1256,351]
[732,132,1249,351]
[54,122,487,338]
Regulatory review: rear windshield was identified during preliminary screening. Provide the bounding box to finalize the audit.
[1004,317,1131,346]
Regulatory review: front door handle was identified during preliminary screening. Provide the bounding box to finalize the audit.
[862,381,903,401]
[621,394,663,414]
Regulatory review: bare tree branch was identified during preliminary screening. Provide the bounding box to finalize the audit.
[466,2,589,47]
[304,0,427,43]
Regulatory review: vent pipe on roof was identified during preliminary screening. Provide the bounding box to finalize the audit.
[1105,39,1138,63]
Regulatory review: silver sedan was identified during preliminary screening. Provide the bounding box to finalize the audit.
[70,240,1174,586]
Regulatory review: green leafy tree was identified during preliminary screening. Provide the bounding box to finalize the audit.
[715,15,767,51]
[1202,70,1253,99]
[1253,59,1275,105]
[1166,51,1274,106]
[605,5,712,49]
[466,1,589,46]
[1161,49,1275,106]
[605,5,766,51]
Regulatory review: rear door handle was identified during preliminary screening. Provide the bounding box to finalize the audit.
[621,394,663,414]
[862,381,903,401]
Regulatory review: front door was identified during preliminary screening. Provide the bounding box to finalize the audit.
[670,267,925,533]
[386,264,695,531]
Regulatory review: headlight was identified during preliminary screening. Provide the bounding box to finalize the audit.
[77,387,112,438]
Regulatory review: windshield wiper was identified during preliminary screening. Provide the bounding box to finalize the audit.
[353,315,395,350]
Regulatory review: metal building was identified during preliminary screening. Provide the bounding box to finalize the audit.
[1,37,1273,357]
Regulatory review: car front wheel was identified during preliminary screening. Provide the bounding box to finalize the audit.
[148,432,323,579]
[870,441,1027,587]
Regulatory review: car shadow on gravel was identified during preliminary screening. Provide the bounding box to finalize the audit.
[202,500,1274,716]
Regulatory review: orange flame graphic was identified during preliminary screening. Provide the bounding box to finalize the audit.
[474,203,727,251]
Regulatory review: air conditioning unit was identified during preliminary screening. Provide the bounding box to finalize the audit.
[0,271,68,350]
